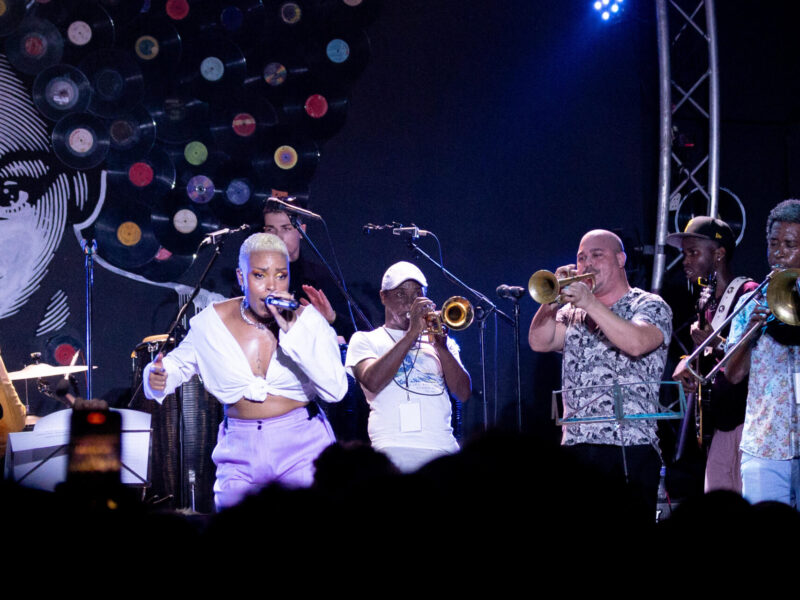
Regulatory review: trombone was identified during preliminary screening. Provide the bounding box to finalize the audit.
[423,296,474,341]
[681,267,800,384]
[528,270,595,304]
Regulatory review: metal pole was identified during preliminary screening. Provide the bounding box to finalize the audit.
[651,0,672,293]
[705,0,721,218]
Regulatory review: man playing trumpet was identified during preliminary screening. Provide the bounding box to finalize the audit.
[529,229,672,512]
[716,200,800,507]
[345,261,471,473]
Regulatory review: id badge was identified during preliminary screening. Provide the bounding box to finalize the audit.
[399,402,422,432]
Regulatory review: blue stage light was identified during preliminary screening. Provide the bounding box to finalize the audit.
[593,0,624,20]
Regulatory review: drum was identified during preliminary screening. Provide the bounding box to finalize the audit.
[130,333,221,513]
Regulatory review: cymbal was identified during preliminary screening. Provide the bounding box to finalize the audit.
[8,363,93,381]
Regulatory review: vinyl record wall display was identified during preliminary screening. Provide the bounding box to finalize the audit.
[5,0,374,284]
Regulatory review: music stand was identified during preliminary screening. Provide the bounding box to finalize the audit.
[551,380,686,482]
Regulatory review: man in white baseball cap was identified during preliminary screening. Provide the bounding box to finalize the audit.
[344,261,471,472]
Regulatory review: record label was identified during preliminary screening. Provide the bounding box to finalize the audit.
[95,67,124,100]
[0,2,8,17]
[232,112,256,137]
[263,62,287,87]
[67,20,92,46]
[226,179,251,205]
[117,221,142,246]
[23,32,48,57]
[304,94,328,118]
[109,118,135,145]
[155,247,173,261]
[135,35,159,60]
[343,0,363,6]
[68,127,95,154]
[274,145,298,170]
[280,2,301,24]
[129,162,154,187]
[45,77,78,108]
[173,208,198,234]
[326,39,350,64]
[200,56,225,81]
[166,0,190,20]
[184,141,208,165]
[187,174,214,203]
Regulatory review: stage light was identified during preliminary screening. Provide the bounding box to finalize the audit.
[593,0,624,21]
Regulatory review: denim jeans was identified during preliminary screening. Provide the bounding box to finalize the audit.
[740,451,800,509]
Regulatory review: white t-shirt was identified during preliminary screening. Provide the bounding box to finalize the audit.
[345,327,462,453]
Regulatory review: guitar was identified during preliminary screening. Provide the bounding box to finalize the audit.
[693,275,716,449]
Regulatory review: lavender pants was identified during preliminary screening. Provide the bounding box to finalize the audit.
[211,406,335,510]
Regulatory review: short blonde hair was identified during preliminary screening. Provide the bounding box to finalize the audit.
[238,232,289,273]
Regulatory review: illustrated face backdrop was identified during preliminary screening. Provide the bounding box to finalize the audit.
[0,54,101,327]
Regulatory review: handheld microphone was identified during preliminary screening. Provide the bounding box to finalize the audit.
[265,296,300,310]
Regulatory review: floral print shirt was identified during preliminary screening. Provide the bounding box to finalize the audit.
[556,288,673,447]
[727,291,800,460]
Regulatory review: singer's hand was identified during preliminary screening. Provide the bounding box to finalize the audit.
[148,353,167,391]
[300,285,336,324]
[266,291,300,332]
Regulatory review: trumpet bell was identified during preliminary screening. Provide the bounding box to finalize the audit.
[767,268,800,326]
[528,270,595,304]
[441,296,474,331]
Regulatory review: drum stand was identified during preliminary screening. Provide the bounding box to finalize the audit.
[82,239,97,400]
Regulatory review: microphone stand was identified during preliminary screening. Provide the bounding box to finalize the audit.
[289,215,373,331]
[82,239,97,400]
[405,238,514,432]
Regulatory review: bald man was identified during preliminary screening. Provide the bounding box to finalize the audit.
[529,230,672,515]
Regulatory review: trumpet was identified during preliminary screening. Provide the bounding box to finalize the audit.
[528,270,596,304]
[422,296,474,341]
[681,267,800,384]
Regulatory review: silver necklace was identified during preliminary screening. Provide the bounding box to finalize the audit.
[240,299,268,331]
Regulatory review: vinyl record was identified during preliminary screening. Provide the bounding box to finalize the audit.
[262,0,316,35]
[5,17,64,75]
[123,15,182,84]
[151,188,221,254]
[281,86,348,140]
[80,49,144,118]
[106,148,176,205]
[94,199,160,269]
[32,63,92,121]
[185,173,216,204]
[210,94,279,154]
[213,0,267,50]
[95,0,143,30]
[146,94,210,144]
[178,34,246,101]
[129,247,194,283]
[211,175,264,227]
[306,27,370,84]
[252,139,320,184]
[244,49,310,102]
[105,105,157,160]
[0,0,28,37]
[51,112,109,170]
[35,0,115,64]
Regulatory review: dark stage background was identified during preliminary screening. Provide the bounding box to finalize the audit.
[3,1,800,450]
